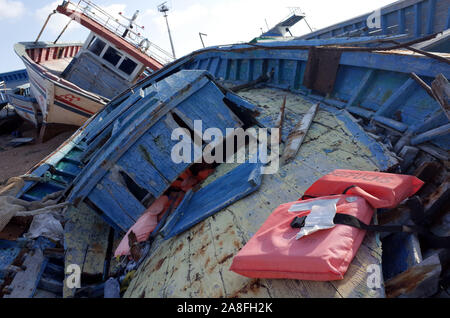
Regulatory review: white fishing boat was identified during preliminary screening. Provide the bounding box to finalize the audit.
[14,0,173,141]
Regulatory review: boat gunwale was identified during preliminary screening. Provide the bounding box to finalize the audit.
[14,42,109,104]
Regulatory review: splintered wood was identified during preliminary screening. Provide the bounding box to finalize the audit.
[281,103,319,166]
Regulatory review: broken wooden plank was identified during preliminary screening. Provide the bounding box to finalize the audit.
[63,202,112,298]
[431,74,450,120]
[410,72,436,100]
[382,233,423,281]
[4,248,46,298]
[385,253,441,298]
[410,123,450,146]
[399,146,419,172]
[274,96,287,143]
[281,103,319,165]
[418,144,450,161]
[161,162,263,239]
[230,70,274,92]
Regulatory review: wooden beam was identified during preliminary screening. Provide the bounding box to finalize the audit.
[410,123,450,145]
[431,74,450,120]
[4,249,46,298]
[385,253,441,298]
[281,103,318,165]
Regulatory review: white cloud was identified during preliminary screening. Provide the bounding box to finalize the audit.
[0,0,24,20]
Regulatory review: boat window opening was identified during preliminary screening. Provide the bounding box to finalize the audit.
[118,57,138,76]
[171,112,196,141]
[223,97,258,129]
[103,47,122,67]
[88,38,107,56]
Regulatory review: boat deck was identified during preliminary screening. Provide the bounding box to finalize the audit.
[40,57,73,77]
[124,86,394,298]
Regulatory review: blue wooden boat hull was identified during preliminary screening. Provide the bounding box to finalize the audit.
[10,35,449,298]
[298,0,450,50]
[16,39,450,213]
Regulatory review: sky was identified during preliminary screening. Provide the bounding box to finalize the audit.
[0,0,395,73]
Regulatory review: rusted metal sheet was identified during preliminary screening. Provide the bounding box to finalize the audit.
[303,47,342,94]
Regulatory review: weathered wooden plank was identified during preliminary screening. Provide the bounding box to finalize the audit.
[381,233,423,281]
[162,162,263,239]
[89,186,135,232]
[117,141,169,197]
[281,103,318,165]
[431,73,450,120]
[385,253,442,298]
[410,123,450,145]
[174,81,242,134]
[124,106,386,298]
[63,203,112,298]
[5,248,46,298]
[98,171,146,222]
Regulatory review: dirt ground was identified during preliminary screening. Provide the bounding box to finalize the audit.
[0,122,75,183]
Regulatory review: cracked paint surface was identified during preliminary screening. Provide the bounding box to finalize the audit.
[124,87,391,298]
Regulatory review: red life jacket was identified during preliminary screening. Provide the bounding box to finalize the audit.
[302,170,424,208]
[230,170,424,281]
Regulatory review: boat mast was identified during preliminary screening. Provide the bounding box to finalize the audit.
[199,32,207,48]
[158,2,176,59]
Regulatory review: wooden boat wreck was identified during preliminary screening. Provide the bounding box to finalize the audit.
[1,0,449,299]
[6,83,41,127]
[14,0,172,141]
[0,69,38,129]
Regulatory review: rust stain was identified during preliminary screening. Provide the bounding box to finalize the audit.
[154,258,166,272]
[231,279,262,298]
[175,243,184,253]
[218,253,234,265]
[233,240,241,249]
[90,242,103,253]
[199,244,208,256]
[385,264,438,298]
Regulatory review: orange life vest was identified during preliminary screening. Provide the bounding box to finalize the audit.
[230,170,424,281]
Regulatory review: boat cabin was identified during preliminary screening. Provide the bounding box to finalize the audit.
[61,32,146,99]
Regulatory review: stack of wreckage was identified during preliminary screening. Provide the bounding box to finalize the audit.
[0,0,449,298]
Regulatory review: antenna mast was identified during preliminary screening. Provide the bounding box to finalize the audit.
[158,2,176,59]
[199,32,207,48]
